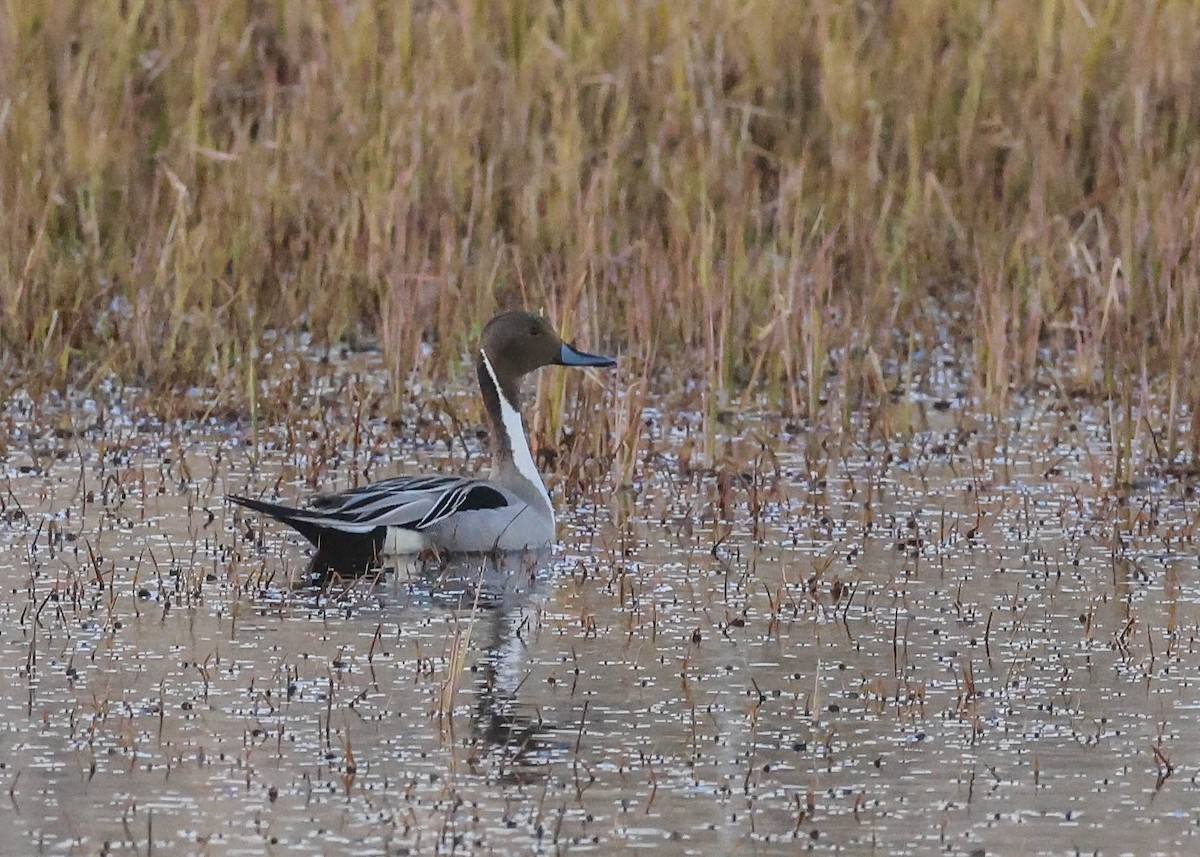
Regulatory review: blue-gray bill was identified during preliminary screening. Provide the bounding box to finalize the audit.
[558,342,617,367]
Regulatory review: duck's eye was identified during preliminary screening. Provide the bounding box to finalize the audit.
[530,326,542,336]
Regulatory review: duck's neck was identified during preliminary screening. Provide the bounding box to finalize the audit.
[477,351,553,514]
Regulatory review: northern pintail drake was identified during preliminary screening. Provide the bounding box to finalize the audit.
[229,311,616,572]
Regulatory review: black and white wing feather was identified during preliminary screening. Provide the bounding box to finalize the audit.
[230,475,510,542]
[309,475,510,531]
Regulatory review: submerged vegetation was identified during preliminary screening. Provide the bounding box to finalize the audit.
[1,1,1199,447]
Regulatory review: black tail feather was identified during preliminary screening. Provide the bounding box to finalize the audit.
[228,495,324,545]
[229,495,387,578]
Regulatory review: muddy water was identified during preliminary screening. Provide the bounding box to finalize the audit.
[1,378,1198,855]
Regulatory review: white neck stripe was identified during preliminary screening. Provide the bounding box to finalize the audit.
[480,351,553,514]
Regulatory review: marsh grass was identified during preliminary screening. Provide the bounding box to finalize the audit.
[2,1,1200,458]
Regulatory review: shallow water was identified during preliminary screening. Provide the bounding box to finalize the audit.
[1,377,1198,855]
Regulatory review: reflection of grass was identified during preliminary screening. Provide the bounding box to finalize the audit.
[2,3,1198,446]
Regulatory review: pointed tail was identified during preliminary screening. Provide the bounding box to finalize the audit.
[228,494,388,577]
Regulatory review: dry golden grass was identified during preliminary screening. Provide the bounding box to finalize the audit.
[1,1,1198,447]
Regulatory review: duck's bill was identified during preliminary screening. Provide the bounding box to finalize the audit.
[559,342,617,368]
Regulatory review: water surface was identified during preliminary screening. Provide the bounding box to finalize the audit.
[1,375,1197,855]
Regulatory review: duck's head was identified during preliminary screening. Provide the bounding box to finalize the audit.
[480,311,616,379]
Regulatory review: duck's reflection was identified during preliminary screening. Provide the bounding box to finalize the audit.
[390,549,561,785]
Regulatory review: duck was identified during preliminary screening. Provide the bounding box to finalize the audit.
[229,311,616,574]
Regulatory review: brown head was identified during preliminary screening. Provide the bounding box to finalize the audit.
[479,311,614,396]
[476,310,615,432]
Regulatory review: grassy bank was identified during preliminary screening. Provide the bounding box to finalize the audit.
[1,2,1198,435]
